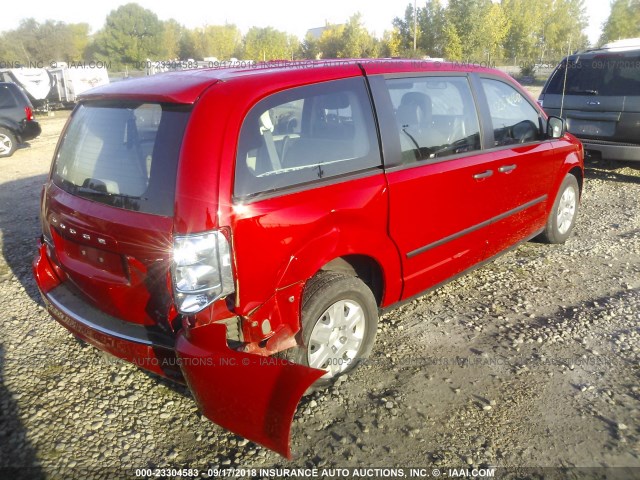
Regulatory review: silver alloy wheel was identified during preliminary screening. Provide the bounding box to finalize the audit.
[0,133,12,156]
[307,299,366,378]
[556,185,577,235]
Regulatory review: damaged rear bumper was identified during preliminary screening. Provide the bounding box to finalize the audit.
[176,323,324,458]
[33,243,324,458]
[42,282,182,380]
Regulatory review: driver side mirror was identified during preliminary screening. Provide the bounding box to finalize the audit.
[547,116,565,139]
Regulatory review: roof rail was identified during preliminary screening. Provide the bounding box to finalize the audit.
[583,38,640,53]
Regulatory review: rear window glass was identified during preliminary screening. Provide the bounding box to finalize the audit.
[52,102,190,215]
[234,77,381,199]
[545,55,640,96]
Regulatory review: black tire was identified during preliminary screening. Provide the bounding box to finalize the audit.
[0,128,17,158]
[280,271,378,389]
[539,174,580,244]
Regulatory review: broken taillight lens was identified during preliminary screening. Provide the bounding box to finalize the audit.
[172,230,235,314]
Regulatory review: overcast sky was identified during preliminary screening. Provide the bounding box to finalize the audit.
[1,0,611,46]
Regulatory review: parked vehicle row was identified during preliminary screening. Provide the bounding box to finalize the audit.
[0,64,110,111]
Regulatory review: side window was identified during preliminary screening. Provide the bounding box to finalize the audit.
[0,86,18,109]
[234,77,381,199]
[481,78,542,147]
[386,76,481,163]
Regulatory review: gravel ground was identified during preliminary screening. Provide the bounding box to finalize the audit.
[0,110,639,480]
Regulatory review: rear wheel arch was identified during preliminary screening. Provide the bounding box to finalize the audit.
[273,255,384,385]
[281,270,379,387]
[0,118,20,132]
[319,254,384,306]
[275,227,401,308]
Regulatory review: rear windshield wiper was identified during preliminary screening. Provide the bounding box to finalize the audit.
[77,184,141,201]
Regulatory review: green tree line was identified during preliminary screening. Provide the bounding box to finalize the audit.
[0,1,638,71]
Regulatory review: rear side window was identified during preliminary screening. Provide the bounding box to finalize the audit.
[234,77,381,199]
[385,76,481,163]
[52,102,190,215]
[481,78,542,147]
[0,85,18,109]
[545,55,640,96]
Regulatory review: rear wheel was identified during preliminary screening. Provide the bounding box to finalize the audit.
[539,174,579,244]
[281,271,378,388]
[0,128,17,158]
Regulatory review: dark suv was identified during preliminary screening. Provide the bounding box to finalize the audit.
[0,82,41,157]
[539,38,640,162]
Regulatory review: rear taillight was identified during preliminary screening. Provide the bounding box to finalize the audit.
[172,230,235,314]
[24,106,33,121]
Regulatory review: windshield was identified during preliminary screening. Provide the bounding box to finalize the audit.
[52,102,190,215]
[545,54,640,96]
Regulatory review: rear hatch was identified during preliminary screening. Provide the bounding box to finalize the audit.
[43,101,190,327]
[540,51,640,144]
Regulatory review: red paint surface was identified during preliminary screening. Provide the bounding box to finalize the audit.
[34,59,584,457]
[176,323,324,458]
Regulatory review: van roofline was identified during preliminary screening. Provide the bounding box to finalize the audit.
[78,59,504,104]
[578,38,640,55]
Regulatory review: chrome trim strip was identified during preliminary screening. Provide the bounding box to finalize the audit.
[407,195,548,258]
[45,284,174,348]
[383,227,545,314]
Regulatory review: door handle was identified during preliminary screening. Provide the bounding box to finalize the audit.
[498,164,517,173]
[473,170,493,179]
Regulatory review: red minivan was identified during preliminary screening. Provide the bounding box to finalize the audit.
[33,59,583,457]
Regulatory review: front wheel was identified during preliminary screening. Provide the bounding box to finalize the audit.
[539,174,580,244]
[281,272,378,388]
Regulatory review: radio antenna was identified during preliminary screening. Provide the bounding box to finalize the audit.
[560,38,572,118]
